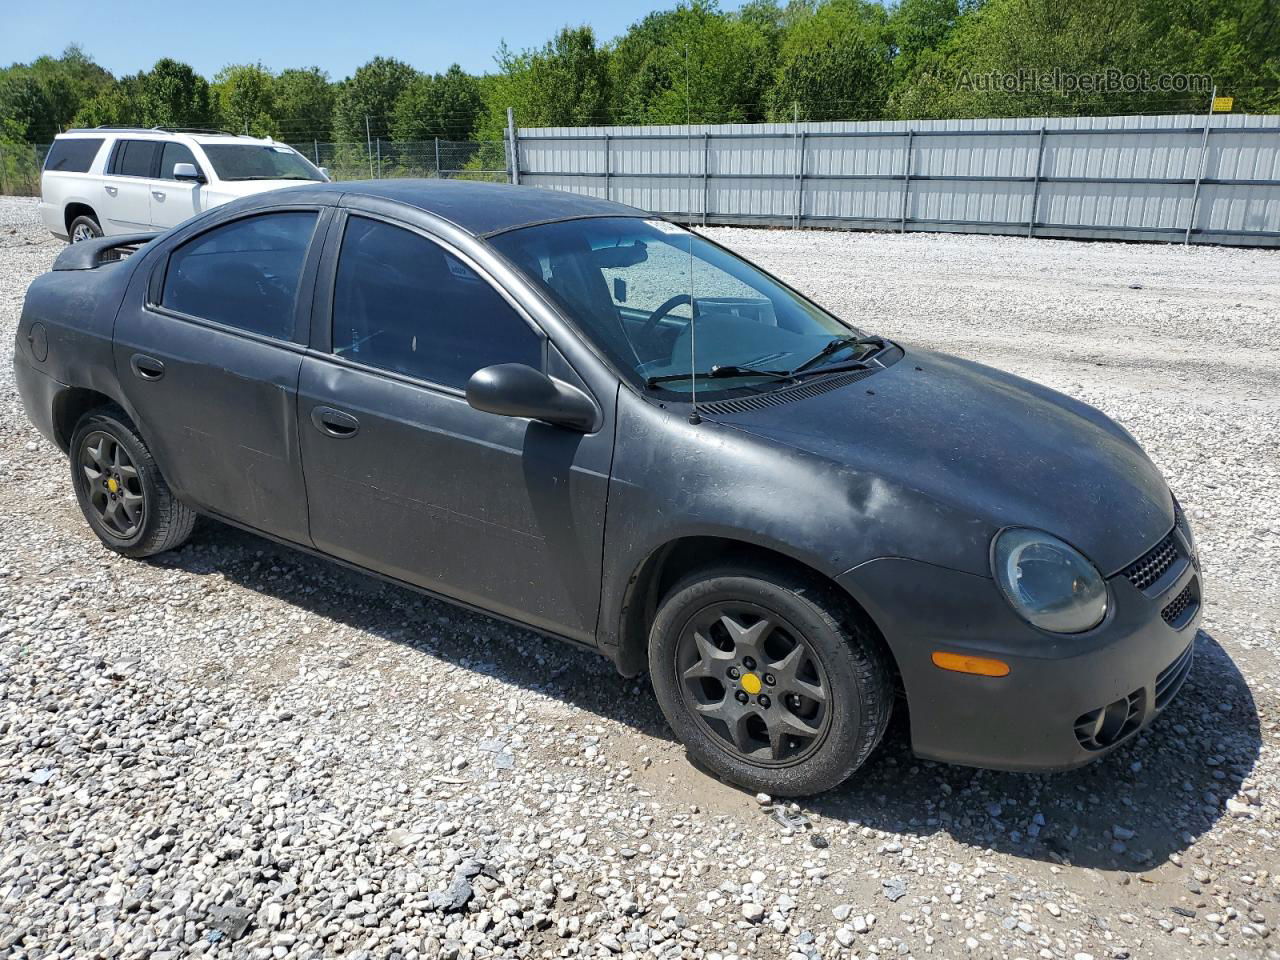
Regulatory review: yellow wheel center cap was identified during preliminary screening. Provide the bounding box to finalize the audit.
[107,477,119,494]
[740,673,762,695]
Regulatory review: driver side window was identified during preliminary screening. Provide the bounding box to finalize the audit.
[331,216,542,389]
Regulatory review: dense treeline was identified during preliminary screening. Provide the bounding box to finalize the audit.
[2,0,1276,148]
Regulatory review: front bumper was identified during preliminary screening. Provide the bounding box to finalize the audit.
[839,530,1201,772]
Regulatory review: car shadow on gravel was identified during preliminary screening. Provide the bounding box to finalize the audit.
[158,522,1258,873]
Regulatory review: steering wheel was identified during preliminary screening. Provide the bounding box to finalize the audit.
[639,293,699,338]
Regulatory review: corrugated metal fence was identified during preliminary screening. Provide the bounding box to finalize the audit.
[515,114,1280,246]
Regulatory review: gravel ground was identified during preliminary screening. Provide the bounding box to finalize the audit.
[2,192,1279,960]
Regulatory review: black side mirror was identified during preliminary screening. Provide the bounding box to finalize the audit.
[466,364,599,432]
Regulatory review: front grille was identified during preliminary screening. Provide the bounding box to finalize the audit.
[1155,641,1194,710]
[1161,579,1200,628]
[1074,689,1145,751]
[1123,530,1179,592]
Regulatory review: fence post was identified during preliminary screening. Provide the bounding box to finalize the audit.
[899,129,914,233]
[434,137,441,178]
[313,139,319,164]
[0,144,7,196]
[365,116,374,179]
[1185,86,1217,245]
[603,133,611,201]
[506,107,520,185]
[376,138,383,178]
[792,104,803,230]
[1028,126,1046,238]
[702,132,710,226]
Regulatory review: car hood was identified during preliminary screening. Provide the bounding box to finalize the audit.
[708,346,1173,577]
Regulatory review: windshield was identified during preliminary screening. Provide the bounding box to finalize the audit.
[489,217,867,394]
[201,143,324,182]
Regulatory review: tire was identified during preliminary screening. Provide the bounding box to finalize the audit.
[69,406,196,559]
[649,565,892,797]
[68,214,102,244]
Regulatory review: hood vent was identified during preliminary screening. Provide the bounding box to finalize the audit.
[697,368,876,417]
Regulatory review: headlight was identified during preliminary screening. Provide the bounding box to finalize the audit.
[992,528,1108,634]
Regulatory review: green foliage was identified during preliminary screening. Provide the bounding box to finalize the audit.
[608,2,773,123]
[392,64,484,141]
[477,26,611,139]
[0,72,54,142]
[72,58,214,129]
[0,45,113,141]
[213,63,277,136]
[767,0,894,120]
[332,56,418,143]
[274,68,336,141]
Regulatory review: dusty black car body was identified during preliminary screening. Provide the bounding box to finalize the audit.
[15,180,1201,792]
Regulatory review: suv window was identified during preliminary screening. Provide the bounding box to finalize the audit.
[44,138,104,173]
[161,211,318,340]
[158,142,200,180]
[112,139,160,178]
[332,216,542,388]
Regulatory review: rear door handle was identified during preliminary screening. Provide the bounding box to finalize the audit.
[152,190,166,200]
[311,406,359,438]
[130,354,165,381]
[104,185,118,196]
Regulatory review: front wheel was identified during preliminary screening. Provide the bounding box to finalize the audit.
[649,566,893,797]
[69,407,196,558]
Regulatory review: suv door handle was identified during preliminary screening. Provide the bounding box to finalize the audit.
[311,406,359,438]
[104,185,118,196]
[152,190,166,200]
[130,354,165,381]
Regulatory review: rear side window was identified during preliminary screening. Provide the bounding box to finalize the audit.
[158,142,200,180]
[332,216,542,388]
[111,140,160,178]
[161,212,318,340]
[44,138,104,173]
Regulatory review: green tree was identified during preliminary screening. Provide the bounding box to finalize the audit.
[609,2,774,124]
[138,58,215,127]
[274,67,335,141]
[28,45,115,132]
[767,0,893,120]
[392,64,484,141]
[479,25,611,138]
[332,56,418,143]
[212,63,277,136]
[0,71,56,142]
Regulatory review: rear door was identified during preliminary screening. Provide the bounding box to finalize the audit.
[113,205,331,544]
[103,139,159,232]
[297,209,614,641]
[149,141,206,229]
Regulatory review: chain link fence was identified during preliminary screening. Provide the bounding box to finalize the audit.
[0,140,511,196]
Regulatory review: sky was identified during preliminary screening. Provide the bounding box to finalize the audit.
[0,0,712,79]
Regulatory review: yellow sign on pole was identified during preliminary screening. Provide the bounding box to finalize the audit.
[1212,96,1234,113]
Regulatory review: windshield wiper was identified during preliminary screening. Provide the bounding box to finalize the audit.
[790,335,886,375]
[646,364,795,387]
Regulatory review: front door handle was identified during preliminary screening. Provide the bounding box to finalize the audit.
[311,406,359,438]
[130,354,165,381]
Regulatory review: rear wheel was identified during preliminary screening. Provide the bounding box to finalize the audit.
[649,566,892,796]
[68,214,102,243]
[69,407,196,558]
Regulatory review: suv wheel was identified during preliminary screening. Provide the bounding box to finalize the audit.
[69,214,102,243]
[649,566,892,796]
[69,407,196,559]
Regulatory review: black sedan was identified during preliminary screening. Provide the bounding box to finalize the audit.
[14,180,1201,796]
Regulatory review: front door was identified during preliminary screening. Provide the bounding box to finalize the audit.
[297,212,614,641]
[113,207,329,545]
[149,141,205,230]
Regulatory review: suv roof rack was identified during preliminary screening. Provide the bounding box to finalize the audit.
[61,126,250,137]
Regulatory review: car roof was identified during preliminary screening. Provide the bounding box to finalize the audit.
[316,179,647,237]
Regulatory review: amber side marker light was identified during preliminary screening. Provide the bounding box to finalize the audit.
[931,651,1011,678]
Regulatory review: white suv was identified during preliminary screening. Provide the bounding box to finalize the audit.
[40,127,329,242]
